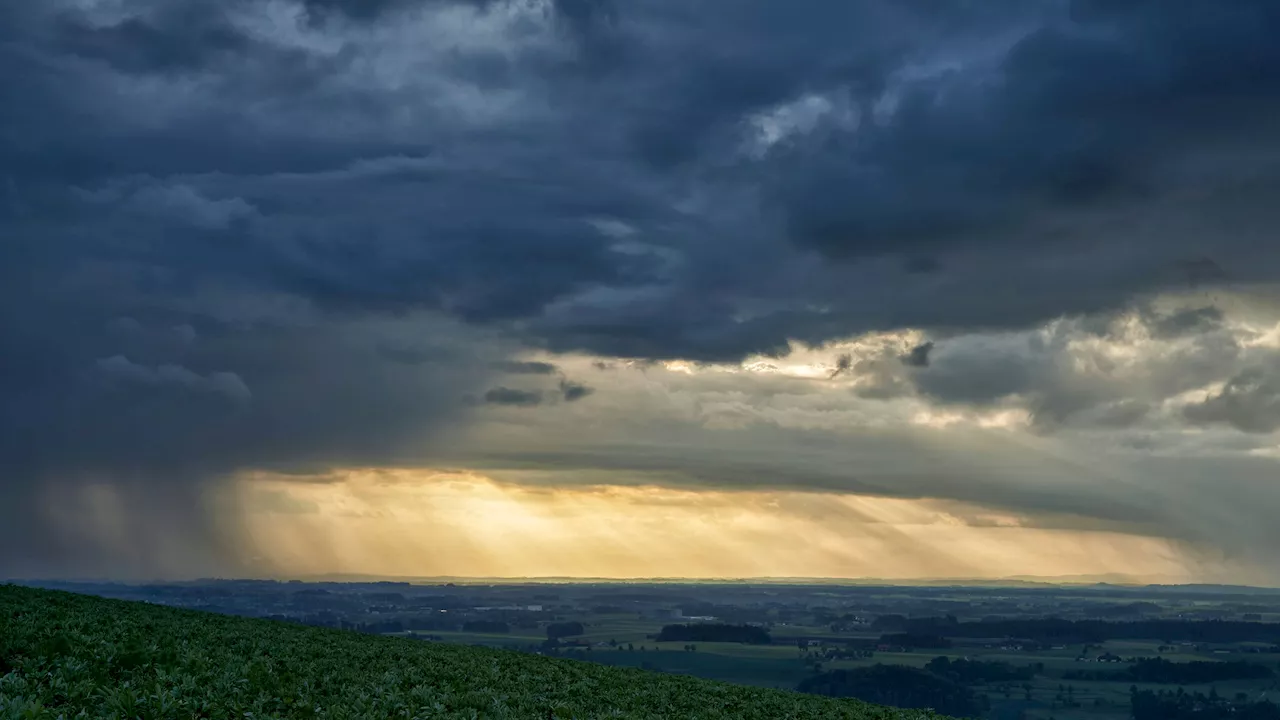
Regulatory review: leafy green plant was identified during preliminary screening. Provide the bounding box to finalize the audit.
[1,584,948,719]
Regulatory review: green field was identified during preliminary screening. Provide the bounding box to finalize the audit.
[809,642,1279,720]
[404,621,827,692]
[0,585,947,719]
[410,613,1280,720]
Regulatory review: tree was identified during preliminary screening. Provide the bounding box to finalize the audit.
[657,623,772,645]
[545,621,584,641]
[797,665,987,718]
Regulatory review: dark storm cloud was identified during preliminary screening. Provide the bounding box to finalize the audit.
[900,341,933,368]
[52,5,251,74]
[377,342,462,366]
[869,312,1258,432]
[828,353,853,379]
[298,0,606,23]
[12,0,1280,358]
[94,355,253,403]
[479,378,593,405]
[1147,306,1226,340]
[911,340,1037,406]
[0,277,494,577]
[509,0,1280,365]
[559,380,594,402]
[770,1,1280,257]
[445,428,1174,534]
[484,387,545,407]
[5,0,1280,578]
[494,360,560,375]
[1183,363,1280,434]
[299,0,420,21]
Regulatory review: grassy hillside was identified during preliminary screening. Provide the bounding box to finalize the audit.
[0,584,947,719]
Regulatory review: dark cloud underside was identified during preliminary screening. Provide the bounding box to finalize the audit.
[484,387,545,406]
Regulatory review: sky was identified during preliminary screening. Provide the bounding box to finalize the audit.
[4,0,1280,584]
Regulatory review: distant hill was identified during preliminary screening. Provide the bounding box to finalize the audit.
[0,584,946,719]
[14,575,1280,592]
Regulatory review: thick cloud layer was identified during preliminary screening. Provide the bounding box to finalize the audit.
[5,0,1280,578]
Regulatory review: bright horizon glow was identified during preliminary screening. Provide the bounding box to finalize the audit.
[231,469,1199,583]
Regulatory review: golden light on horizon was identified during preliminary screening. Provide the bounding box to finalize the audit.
[234,469,1194,581]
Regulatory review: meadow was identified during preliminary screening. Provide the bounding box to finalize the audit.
[415,613,1280,719]
[0,584,946,720]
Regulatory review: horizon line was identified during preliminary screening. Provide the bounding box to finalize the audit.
[12,574,1280,591]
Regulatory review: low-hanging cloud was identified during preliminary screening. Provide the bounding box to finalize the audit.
[95,355,252,403]
[900,341,934,368]
[1184,362,1280,434]
[559,379,594,402]
[483,387,545,407]
[494,360,560,375]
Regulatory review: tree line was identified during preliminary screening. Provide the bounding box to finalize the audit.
[878,633,952,649]
[897,616,1280,644]
[924,656,1037,684]
[655,623,772,644]
[1132,688,1280,720]
[462,620,510,633]
[1064,657,1273,684]
[797,665,987,718]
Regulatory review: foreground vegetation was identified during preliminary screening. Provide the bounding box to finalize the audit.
[0,585,947,719]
